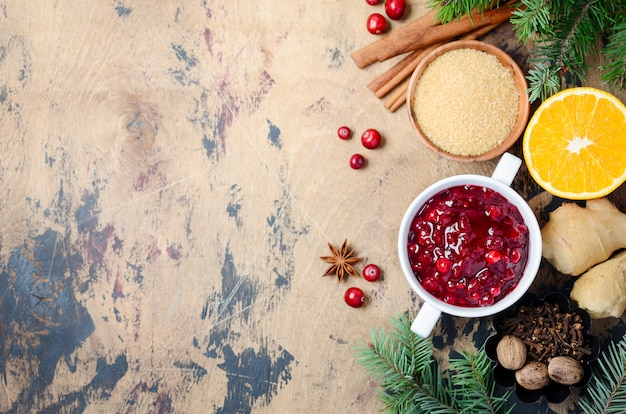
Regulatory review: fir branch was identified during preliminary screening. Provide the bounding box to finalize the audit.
[526,62,562,103]
[431,0,626,101]
[353,313,456,413]
[601,10,626,90]
[413,360,456,414]
[354,313,514,414]
[427,0,502,24]
[356,314,626,413]
[519,0,626,100]
[525,1,603,91]
[578,334,626,414]
[510,0,553,43]
[449,351,514,414]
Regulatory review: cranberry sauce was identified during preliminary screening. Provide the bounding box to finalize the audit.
[407,184,529,307]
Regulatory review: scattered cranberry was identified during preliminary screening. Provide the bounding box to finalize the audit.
[366,0,381,4]
[361,128,382,149]
[366,13,387,35]
[350,153,365,169]
[385,0,406,20]
[363,264,381,282]
[337,126,352,140]
[345,287,365,308]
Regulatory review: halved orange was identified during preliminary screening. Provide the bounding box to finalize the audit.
[523,87,626,200]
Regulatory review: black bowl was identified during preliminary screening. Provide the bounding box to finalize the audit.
[484,291,600,404]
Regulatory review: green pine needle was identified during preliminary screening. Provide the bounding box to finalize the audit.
[427,0,503,24]
[601,13,626,90]
[525,62,562,103]
[353,312,455,414]
[578,334,626,414]
[356,313,626,413]
[353,312,513,414]
[510,0,553,43]
[431,0,626,101]
[448,351,513,414]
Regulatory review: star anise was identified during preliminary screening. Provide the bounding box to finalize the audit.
[320,239,362,282]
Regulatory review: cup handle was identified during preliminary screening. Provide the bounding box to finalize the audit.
[491,152,522,187]
[411,302,442,338]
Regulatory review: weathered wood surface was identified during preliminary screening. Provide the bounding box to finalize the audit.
[1,1,624,413]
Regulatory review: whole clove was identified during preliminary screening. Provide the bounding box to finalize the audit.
[498,301,592,363]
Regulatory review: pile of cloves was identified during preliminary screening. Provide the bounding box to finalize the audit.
[498,301,592,363]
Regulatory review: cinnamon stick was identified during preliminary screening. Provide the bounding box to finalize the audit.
[384,78,410,112]
[460,21,504,41]
[351,4,514,68]
[367,49,422,94]
[351,8,439,69]
[374,42,442,98]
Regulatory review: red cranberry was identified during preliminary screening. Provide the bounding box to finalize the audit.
[422,276,438,292]
[363,264,381,282]
[486,205,501,219]
[385,0,406,20]
[337,126,352,140]
[366,13,387,35]
[361,128,382,149]
[477,269,491,284]
[467,278,479,292]
[435,257,452,273]
[426,209,440,223]
[485,250,502,264]
[479,294,494,306]
[366,0,380,4]
[350,153,365,169]
[345,287,365,308]
[490,285,501,297]
[485,236,504,250]
[509,249,522,264]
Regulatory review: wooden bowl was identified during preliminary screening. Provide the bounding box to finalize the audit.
[407,40,530,162]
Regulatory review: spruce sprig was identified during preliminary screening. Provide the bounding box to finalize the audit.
[448,351,513,414]
[519,0,611,100]
[524,62,561,103]
[601,13,626,90]
[428,0,504,24]
[578,335,626,414]
[353,312,513,414]
[356,313,626,413]
[509,0,553,43]
[429,0,626,102]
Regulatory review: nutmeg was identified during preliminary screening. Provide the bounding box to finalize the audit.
[515,361,550,390]
[548,356,585,385]
[496,335,527,370]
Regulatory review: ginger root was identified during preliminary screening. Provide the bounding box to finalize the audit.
[542,198,626,276]
[570,250,626,319]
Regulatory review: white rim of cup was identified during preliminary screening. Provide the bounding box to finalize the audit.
[397,174,542,318]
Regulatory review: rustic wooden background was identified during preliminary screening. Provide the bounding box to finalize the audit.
[1,1,624,413]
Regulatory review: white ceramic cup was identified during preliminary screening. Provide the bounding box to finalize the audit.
[397,152,542,338]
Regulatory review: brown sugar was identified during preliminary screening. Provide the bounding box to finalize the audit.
[411,48,519,157]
